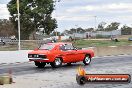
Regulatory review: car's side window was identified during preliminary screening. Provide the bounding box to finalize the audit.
[65,44,74,50]
[59,45,66,51]
[59,44,74,51]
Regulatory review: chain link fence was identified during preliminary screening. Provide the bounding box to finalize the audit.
[0,35,70,51]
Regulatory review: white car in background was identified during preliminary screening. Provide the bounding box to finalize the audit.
[43,36,70,42]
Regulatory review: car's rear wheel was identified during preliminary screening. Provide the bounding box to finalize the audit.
[83,55,91,65]
[34,61,46,68]
[67,63,72,66]
[50,58,62,68]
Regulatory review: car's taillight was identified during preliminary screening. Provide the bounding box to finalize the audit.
[28,54,32,58]
[28,54,47,59]
[28,54,39,58]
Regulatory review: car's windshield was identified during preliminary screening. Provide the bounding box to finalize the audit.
[39,44,55,50]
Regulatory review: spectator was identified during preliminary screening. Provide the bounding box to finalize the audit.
[0,39,5,45]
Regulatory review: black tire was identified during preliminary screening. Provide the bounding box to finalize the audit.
[34,61,46,68]
[50,58,62,68]
[76,75,86,85]
[3,42,5,46]
[67,63,72,66]
[83,55,91,65]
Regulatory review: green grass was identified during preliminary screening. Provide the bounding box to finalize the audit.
[0,39,131,51]
[0,41,39,51]
[74,39,132,48]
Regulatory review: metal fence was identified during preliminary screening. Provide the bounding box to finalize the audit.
[0,39,54,50]
[68,30,122,39]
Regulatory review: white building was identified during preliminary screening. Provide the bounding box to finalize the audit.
[68,30,121,39]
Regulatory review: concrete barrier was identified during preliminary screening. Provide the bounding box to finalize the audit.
[0,75,12,85]
[0,50,32,64]
[87,46,132,57]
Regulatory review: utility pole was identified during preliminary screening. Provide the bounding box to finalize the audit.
[131,24,132,35]
[75,25,78,34]
[17,0,21,50]
[54,0,61,37]
[94,16,97,31]
[94,16,97,39]
[75,25,78,40]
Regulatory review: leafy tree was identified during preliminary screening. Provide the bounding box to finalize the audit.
[85,28,94,32]
[97,22,106,31]
[121,25,132,35]
[76,27,85,33]
[67,27,85,34]
[70,28,76,34]
[63,30,69,35]
[0,19,15,37]
[7,0,57,39]
[105,22,120,31]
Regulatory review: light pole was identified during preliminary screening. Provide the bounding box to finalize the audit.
[54,0,61,37]
[74,25,78,40]
[75,25,78,34]
[131,24,132,35]
[94,16,97,31]
[93,16,97,39]
[17,0,21,50]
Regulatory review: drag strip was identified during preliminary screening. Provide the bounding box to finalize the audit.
[0,55,132,75]
[1,55,132,88]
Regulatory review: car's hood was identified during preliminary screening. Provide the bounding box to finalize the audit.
[28,50,50,55]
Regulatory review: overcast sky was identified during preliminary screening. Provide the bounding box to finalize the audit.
[0,0,132,32]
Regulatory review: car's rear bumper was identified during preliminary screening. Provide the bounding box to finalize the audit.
[29,58,50,62]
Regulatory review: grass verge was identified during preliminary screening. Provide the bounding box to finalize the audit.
[0,39,131,51]
[74,39,132,48]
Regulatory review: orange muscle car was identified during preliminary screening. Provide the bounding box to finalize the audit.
[28,42,94,68]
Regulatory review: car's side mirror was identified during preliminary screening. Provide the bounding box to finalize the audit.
[75,47,82,50]
[73,47,78,50]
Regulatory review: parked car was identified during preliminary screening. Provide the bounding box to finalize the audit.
[28,42,94,68]
[128,37,132,41]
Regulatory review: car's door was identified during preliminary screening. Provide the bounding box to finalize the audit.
[59,44,76,63]
[72,43,85,61]
[74,48,85,61]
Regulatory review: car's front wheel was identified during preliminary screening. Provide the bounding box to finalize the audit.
[34,61,46,68]
[50,58,62,68]
[83,55,91,65]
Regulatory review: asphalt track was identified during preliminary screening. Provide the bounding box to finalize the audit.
[0,55,132,88]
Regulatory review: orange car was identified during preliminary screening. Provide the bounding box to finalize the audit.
[28,42,94,68]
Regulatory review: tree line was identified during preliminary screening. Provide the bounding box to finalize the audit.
[0,19,16,37]
[63,22,132,35]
